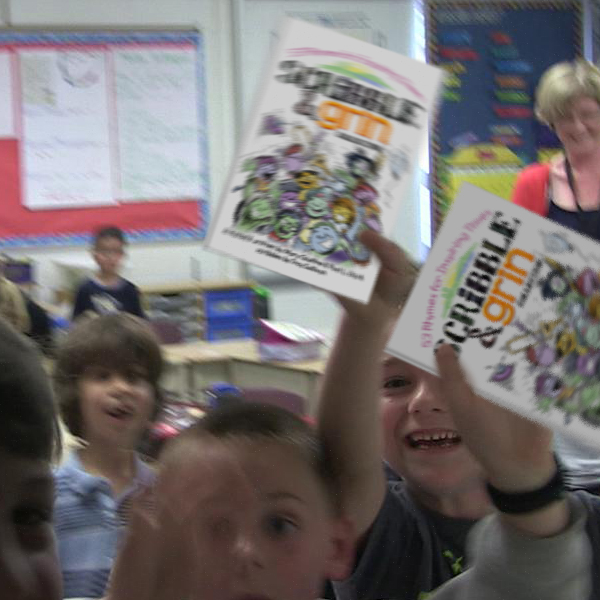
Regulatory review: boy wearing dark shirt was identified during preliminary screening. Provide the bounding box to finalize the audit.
[72,226,145,320]
[318,230,599,600]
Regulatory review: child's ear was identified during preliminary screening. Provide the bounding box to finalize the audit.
[324,516,356,581]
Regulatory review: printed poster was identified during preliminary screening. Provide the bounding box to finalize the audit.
[427,0,582,227]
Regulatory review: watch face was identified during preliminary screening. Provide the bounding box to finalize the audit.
[57,51,102,88]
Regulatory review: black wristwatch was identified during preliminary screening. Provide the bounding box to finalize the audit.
[486,454,566,514]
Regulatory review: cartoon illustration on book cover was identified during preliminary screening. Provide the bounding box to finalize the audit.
[487,240,600,429]
[388,184,600,446]
[207,18,443,303]
[230,83,412,268]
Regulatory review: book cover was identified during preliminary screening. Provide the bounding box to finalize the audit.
[205,17,443,303]
[387,182,600,448]
[257,319,324,362]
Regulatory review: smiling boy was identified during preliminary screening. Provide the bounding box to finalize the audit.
[103,232,593,600]
[318,230,599,600]
[53,313,163,599]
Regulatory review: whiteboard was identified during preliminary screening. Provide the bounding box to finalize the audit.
[233,0,414,126]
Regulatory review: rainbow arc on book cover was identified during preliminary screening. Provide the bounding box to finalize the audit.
[206,17,443,303]
[388,182,600,448]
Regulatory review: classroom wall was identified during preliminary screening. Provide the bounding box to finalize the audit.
[4,0,241,302]
[2,0,421,318]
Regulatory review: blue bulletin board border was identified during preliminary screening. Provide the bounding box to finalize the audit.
[0,29,210,249]
[593,0,600,63]
[426,0,583,236]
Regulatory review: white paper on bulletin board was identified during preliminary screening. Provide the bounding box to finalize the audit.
[19,48,115,210]
[18,44,203,210]
[112,47,203,203]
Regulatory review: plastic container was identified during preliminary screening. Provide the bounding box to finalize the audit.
[204,289,254,320]
[51,315,71,345]
[203,382,242,409]
[205,317,254,341]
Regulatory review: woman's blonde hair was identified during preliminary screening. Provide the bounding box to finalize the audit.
[535,59,600,126]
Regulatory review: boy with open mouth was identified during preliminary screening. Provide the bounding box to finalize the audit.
[52,313,164,599]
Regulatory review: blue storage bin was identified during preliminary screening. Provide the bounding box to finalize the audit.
[204,289,254,320]
[3,259,34,284]
[206,317,254,341]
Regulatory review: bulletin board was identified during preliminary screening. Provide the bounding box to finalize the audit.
[0,29,209,249]
[426,0,583,232]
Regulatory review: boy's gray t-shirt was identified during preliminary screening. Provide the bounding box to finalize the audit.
[333,481,476,600]
[432,493,593,600]
[333,484,600,600]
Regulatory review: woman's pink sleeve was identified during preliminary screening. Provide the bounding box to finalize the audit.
[510,165,548,216]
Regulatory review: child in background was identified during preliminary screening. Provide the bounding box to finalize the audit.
[72,225,145,320]
[0,317,62,600]
[53,313,163,599]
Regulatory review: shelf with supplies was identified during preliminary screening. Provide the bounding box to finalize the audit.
[141,280,261,343]
[161,339,326,414]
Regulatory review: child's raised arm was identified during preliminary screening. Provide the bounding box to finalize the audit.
[435,345,568,538]
[429,346,590,600]
[317,230,418,538]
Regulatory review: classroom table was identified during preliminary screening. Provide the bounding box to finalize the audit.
[161,339,326,414]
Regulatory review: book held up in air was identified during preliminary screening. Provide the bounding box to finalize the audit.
[387,182,600,448]
[205,17,443,303]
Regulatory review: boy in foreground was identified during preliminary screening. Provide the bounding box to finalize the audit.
[107,402,355,600]
[0,317,62,600]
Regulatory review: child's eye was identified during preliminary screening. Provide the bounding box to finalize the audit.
[13,505,52,527]
[263,514,298,538]
[125,369,147,384]
[383,376,411,391]
[86,367,112,381]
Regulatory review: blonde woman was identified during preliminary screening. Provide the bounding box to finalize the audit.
[512,59,600,240]
[512,59,600,496]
